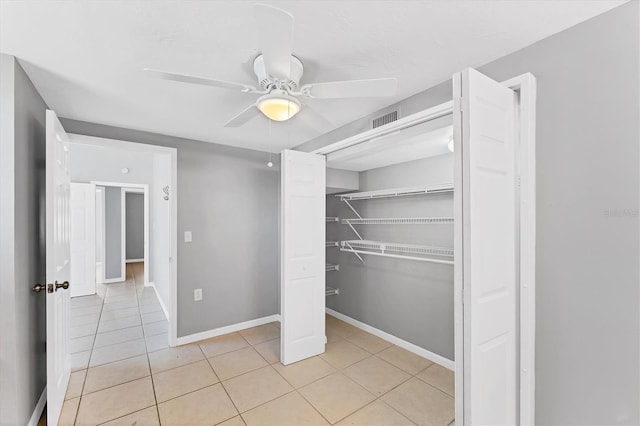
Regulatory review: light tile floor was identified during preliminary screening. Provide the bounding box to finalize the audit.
[60,264,454,425]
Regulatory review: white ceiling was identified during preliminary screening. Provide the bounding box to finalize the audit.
[0,0,625,153]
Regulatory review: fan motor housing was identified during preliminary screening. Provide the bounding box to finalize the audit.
[253,54,304,91]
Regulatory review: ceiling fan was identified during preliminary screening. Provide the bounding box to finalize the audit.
[144,3,398,130]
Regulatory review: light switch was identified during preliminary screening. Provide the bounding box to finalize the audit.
[184,231,192,242]
[194,288,202,301]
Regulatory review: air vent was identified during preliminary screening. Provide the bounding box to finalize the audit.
[372,111,398,129]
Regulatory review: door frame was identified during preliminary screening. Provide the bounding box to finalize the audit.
[69,134,179,347]
[121,186,149,284]
[91,182,149,285]
[310,72,536,425]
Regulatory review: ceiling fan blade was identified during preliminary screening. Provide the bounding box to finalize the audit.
[301,78,398,99]
[144,68,258,93]
[254,4,294,80]
[297,104,334,133]
[224,104,260,127]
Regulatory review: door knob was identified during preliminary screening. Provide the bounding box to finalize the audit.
[32,284,54,294]
[55,281,70,291]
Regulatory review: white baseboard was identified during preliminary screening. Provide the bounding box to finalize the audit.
[27,386,46,426]
[326,308,455,371]
[144,280,154,288]
[103,276,125,284]
[148,282,170,321]
[126,258,144,263]
[176,314,281,346]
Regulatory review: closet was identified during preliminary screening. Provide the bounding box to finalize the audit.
[280,67,536,425]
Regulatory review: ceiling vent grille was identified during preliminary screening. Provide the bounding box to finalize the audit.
[372,111,398,129]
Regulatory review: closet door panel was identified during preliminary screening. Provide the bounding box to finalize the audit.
[280,149,326,365]
[454,68,517,425]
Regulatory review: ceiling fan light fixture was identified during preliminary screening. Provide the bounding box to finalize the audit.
[257,91,301,122]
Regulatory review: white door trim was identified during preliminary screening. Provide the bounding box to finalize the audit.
[121,186,148,285]
[70,133,178,348]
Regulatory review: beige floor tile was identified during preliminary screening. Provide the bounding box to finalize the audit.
[70,335,94,354]
[76,377,156,425]
[320,340,370,369]
[253,338,280,364]
[209,347,269,380]
[89,338,147,367]
[326,320,360,338]
[273,356,335,388]
[145,332,169,353]
[416,364,454,397]
[344,356,411,396]
[102,300,138,311]
[377,346,434,375]
[346,331,393,354]
[70,304,103,317]
[101,406,160,426]
[218,416,246,426]
[239,324,280,345]
[139,295,161,306]
[242,391,329,426]
[99,306,140,321]
[148,343,204,373]
[326,326,347,343]
[223,366,293,413]
[153,359,219,403]
[299,372,375,424]
[58,397,79,426]
[335,400,416,426]
[70,350,91,371]
[139,302,163,314]
[71,312,101,326]
[104,294,138,305]
[143,320,168,336]
[141,310,166,324]
[158,384,238,426]
[94,325,144,348]
[71,295,103,307]
[98,314,142,333]
[381,378,454,426]
[65,369,86,400]
[70,322,98,339]
[84,354,150,394]
[199,332,249,358]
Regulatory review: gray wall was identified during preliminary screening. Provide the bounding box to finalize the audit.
[104,186,122,280]
[304,4,640,424]
[0,54,47,425]
[327,154,455,359]
[125,192,144,260]
[59,119,280,337]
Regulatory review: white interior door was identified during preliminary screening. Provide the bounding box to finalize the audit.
[46,110,72,426]
[280,149,326,365]
[454,68,517,425]
[70,182,96,297]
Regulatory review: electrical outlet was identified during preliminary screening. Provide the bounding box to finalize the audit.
[194,288,202,301]
[184,231,192,242]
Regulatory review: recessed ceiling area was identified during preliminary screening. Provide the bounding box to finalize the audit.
[0,0,626,152]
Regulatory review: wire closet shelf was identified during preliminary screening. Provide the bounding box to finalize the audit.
[342,217,453,225]
[340,240,453,265]
[337,183,453,201]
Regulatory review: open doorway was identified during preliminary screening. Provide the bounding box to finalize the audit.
[65,135,177,379]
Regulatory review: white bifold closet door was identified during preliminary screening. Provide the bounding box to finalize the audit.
[280,149,326,365]
[454,68,517,425]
